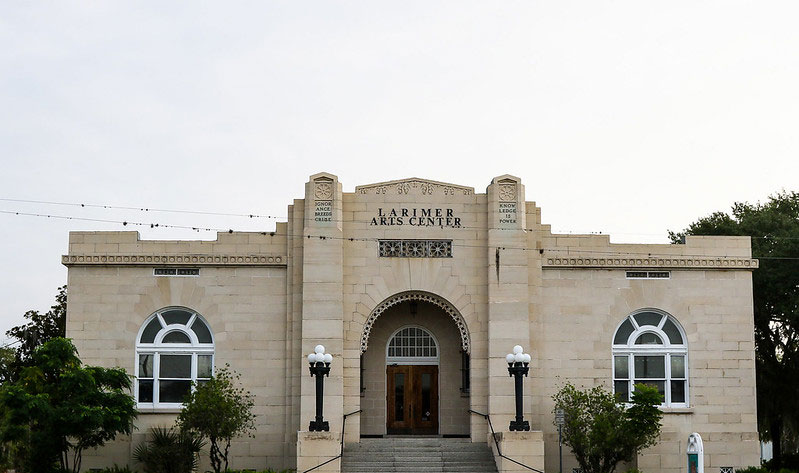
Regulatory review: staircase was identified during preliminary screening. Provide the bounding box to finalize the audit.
[342,437,499,473]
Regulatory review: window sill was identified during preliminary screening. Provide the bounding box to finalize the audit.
[136,405,183,414]
[660,407,693,414]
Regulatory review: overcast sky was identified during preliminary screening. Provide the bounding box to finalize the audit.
[1,1,797,340]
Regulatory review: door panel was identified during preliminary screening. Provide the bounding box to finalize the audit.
[387,365,438,435]
[386,365,411,430]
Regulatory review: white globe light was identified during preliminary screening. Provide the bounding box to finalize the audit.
[513,345,523,355]
[315,345,325,354]
[514,353,525,363]
[308,353,316,364]
[506,354,515,364]
[523,354,531,363]
[323,353,333,364]
[316,353,326,363]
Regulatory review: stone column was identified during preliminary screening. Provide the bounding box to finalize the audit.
[298,172,344,472]
[486,175,531,429]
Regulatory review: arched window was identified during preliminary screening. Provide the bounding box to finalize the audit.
[135,307,214,408]
[386,326,439,364]
[612,309,688,407]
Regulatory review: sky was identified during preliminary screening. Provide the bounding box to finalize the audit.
[1,1,797,340]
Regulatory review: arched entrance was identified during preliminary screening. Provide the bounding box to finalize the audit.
[360,291,471,437]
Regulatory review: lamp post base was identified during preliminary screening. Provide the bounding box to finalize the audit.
[509,420,530,432]
[309,420,330,432]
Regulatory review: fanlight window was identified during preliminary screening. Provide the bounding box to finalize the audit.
[386,326,438,364]
[136,308,214,408]
[612,310,688,407]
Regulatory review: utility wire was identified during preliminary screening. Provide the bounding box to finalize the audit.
[0,198,284,220]
[3,197,799,240]
[0,209,239,233]
[0,339,21,349]
[3,208,798,260]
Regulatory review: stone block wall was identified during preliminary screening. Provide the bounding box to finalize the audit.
[65,231,291,472]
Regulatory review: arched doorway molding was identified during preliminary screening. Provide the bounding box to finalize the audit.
[360,290,471,354]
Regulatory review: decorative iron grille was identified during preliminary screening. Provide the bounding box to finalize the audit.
[378,240,452,258]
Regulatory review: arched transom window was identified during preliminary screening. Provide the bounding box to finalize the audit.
[386,326,439,364]
[612,309,688,407]
[135,307,214,408]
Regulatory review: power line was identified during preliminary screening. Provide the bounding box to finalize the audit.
[3,208,798,260]
[0,339,21,349]
[3,197,799,241]
[0,198,285,220]
[0,209,234,233]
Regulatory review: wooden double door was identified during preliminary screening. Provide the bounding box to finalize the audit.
[386,365,439,435]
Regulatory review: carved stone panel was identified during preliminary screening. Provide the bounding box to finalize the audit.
[355,178,474,197]
[314,180,333,200]
[498,183,516,202]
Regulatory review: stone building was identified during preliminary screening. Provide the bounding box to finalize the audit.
[63,173,760,473]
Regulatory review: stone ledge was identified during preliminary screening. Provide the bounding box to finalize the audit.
[62,254,287,267]
[543,256,758,270]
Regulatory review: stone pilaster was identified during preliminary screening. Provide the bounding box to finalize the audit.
[300,173,344,437]
[486,175,531,428]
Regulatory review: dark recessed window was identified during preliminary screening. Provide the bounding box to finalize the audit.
[378,240,452,258]
[154,268,199,277]
[626,270,670,279]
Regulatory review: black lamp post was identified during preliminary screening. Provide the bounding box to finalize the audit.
[307,344,333,432]
[505,345,531,431]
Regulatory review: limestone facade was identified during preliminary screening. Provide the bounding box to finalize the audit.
[64,173,760,473]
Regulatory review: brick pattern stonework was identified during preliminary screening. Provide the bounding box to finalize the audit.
[64,175,760,473]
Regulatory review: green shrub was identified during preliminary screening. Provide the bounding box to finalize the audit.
[736,467,799,473]
[736,467,769,473]
[89,466,134,473]
[763,455,799,473]
[133,426,204,473]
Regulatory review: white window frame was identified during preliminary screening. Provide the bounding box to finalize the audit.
[135,307,214,411]
[386,325,440,365]
[612,309,688,408]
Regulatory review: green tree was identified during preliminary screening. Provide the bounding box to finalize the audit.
[6,285,67,373]
[176,365,256,473]
[0,347,17,470]
[670,191,799,468]
[0,346,15,384]
[0,337,137,473]
[552,383,663,473]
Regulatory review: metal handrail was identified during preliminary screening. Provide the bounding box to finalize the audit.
[301,409,362,473]
[469,409,545,473]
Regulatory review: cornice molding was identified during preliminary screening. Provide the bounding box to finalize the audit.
[543,256,758,270]
[62,254,286,267]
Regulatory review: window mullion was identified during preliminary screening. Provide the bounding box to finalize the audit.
[154,352,160,405]
[191,352,197,387]
[628,355,634,400]
[665,355,671,406]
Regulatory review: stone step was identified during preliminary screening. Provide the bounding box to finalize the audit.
[342,438,498,473]
[344,454,492,461]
